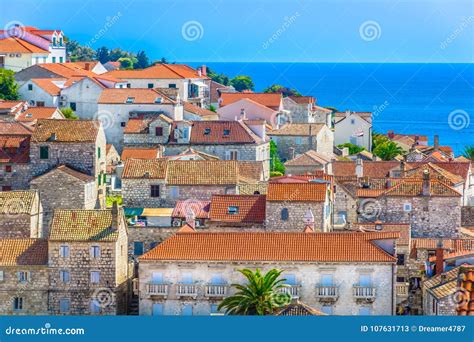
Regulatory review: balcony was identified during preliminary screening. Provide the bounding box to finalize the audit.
[205,284,229,298]
[315,285,339,301]
[353,285,376,302]
[395,283,409,298]
[278,285,301,299]
[176,284,198,298]
[146,283,168,297]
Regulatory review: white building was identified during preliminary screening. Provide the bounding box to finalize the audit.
[138,230,398,316]
[0,25,66,71]
[334,111,373,151]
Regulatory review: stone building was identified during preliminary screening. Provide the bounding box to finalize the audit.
[47,204,129,315]
[29,119,107,207]
[0,190,43,238]
[138,230,399,316]
[265,182,332,232]
[0,121,33,191]
[359,171,462,238]
[268,123,333,162]
[284,150,332,176]
[123,114,174,147]
[30,165,98,236]
[0,239,49,315]
[282,96,332,125]
[121,159,264,208]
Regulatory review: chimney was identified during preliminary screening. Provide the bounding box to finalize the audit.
[49,132,57,141]
[400,160,406,177]
[197,68,202,77]
[387,130,394,139]
[201,65,207,76]
[434,135,439,151]
[435,239,444,275]
[374,220,383,231]
[185,207,196,230]
[85,62,90,70]
[345,110,351,118]
[240,108,247,120]
[355,157,363,178]
[111,201,119,231]
[422,169,431,196]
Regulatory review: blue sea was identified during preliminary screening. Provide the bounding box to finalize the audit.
[192,63,474,156]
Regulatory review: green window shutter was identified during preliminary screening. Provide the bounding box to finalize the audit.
[39,146,49,159]
[97,147,101,158]
[98,174,101,186]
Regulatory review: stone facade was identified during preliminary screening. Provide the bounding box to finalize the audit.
[333,183,357,228]
[0,266,49,315]
[0,163,31,191]
[138,261,394,316]
[0,191,43,238]
[362,196,462,238]
[265,201,330,231]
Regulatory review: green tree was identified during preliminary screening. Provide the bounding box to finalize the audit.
[230,75,254,92]
[95,46,110,64]
[209,105,217,112]
[463,145,474,161]
[66,39,95,61]
[108,48,130,62]
[206,67,230,86]
[0,69,19,100]
[263,84,301,97]
[373,140,404,161]
[118,57,135,70]
[218,269,290,315]
[270,140,285,174]
[337,143,366,155]
[135,51,150,69]
[60,107,78,120]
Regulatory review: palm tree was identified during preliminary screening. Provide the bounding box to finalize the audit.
[218,269,291,315]
[463,145,474,161]
[373,140,404,161]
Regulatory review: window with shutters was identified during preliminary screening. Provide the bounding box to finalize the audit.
[155,127,163,136]
[90,246,101,259]
[39,146,49,159]
[150,185,160,197]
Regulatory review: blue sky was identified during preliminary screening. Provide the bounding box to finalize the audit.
[1,0,473,63]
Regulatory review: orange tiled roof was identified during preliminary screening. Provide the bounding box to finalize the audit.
[16,107,61,122]
[0,121,33,135]
[121,148,160,161]
[98,88,174,104]
[284,150,331,167]
[0,190,37,214]
[209,195,266,223]
[139,231,398,263]
[381,178,461,197]
[172,200,210,219]
[32,119,99,142]
[457,266,474,316]
[220,92,282,109]
[267,183,328,202]
[428,250,474,262]
[276,301,326,316]
[122,158,168,179]
[0,239,48,266]
[268,123,324,136]
[351,223,411,245]
[105,63,207,80]
[0,135,30,163]
[0,37,49,53]
[32,165,94,183]
[31,78,64,95]
[183,102,217,117]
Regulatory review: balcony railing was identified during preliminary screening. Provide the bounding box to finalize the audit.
[315,285,339,299]
[395,283,409,297]
[176,284,198,297]
[278,285,301,298]
[353,285,376,299]
[205,284,229,297]
[146,283,168,296]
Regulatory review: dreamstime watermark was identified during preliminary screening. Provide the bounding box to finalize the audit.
[373,100,390,118]
[440,16,474,50]
[358,199,381,220]
[448,109,470,131]
[181,21,204,41]
[0,197,27,220]
[5,323,85,336]
[450,286,469,309]
[262,12,300,50]
[271,289,292,307]
[359,20,382,41]
[84,12,122,48]
[3,20,26,39]
[94,110,115,130]
[92,287,115,309]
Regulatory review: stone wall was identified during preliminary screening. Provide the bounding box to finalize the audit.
[361,196,462,238]
[138,261,394,316]
[265,201,327,231]
[0,193,43,238]
[0,163,31,190]
[0,266,49,315]
[333,185,357,228]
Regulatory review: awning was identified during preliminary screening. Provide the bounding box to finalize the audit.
[191,80,208,88]
[124,207,144,216]
[142,208,174,217]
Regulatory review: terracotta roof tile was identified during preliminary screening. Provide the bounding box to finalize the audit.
[166,160,243,185]
[457,266,474,316]
[31,78,64,96]
[139,232,398,263]
[209,195,266,223]
[267,183,328,202]
[0,121,33,135]
[16,107,62,122]
[0,239,48,266]
[105,63,207,80]
[0,37,49,53]
[284,150,331,167]
[32,119,99,142]
[49,209,120,242]
[268,124,324,136]
[32,165,94,183]
[0,135,30,163]
[172,200,210,219]
[276,301,326,316]
[98,88,174,104]
[121,148,160,161]
[381,178,461,197]
[220,92,282,109]
[122,158,168,179]
[183,102,217,117]
[0,190,37,214]
[350,223,411,245]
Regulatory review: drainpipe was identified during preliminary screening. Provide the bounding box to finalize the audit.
[392,263,395,315]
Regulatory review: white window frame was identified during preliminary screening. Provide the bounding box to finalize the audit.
[90,271,100,284]
[403,203,412,212]
[90,245,101,259]
[18,271,30,283]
